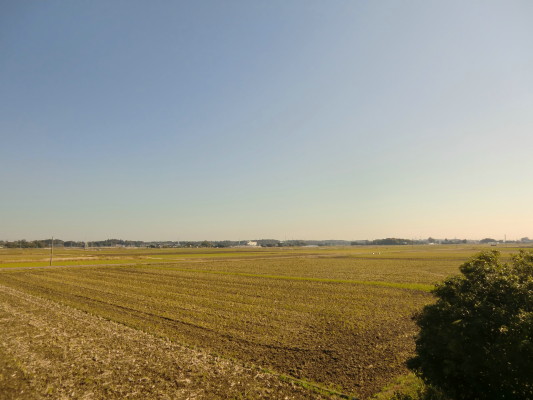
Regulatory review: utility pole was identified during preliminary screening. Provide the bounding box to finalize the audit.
[50,236,54,266]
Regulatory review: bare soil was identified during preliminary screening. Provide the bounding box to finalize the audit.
[0,284,326,399]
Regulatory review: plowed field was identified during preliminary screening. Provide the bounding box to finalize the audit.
[0,245,522,399]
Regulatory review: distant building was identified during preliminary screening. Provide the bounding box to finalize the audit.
[247,241,258,247]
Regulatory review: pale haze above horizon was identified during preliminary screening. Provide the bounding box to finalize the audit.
[1,1,532,242]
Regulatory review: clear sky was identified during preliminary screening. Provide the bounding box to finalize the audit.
[1,1,532,241]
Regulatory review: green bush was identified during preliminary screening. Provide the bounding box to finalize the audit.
[390,385,446,400]
[408,250,533,400]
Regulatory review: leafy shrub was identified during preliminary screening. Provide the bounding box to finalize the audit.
[389,384,447,400]
[408,250,533,400]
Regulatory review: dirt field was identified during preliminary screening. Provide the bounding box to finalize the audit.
[0,284,324,399]
[0,245,524,399]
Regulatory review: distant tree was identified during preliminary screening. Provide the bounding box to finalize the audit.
[480,237,497,243]
[214,241,232,248]
[408,250,533,400]
[256,239,280,247]
[372,238,414,245]
[200,240,213,248]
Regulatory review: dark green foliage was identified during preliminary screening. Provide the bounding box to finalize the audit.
[2,239,68,248]
[372,238,416,245]
[391,384,447,400]
[408,251,533,400]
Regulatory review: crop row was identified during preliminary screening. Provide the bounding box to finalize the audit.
[0,264,431,398]
[0,284,320,399]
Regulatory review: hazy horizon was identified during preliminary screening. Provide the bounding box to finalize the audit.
[2,2,532,242]
[0,235,526,244]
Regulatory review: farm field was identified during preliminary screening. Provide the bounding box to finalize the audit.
[0,245,528,399]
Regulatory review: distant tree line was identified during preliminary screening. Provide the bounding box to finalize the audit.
[0,239,148,248]
[88,239,146,247]
[1,236,530,249]
[351,238,427,245]
[350,238,472,246]
[0,239,71,248]
[0,238,354,249]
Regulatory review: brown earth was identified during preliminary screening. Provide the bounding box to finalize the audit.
[0,284,328,399]
[0,267,431,399]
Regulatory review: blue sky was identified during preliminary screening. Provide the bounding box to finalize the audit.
[1,1,532,241]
